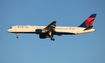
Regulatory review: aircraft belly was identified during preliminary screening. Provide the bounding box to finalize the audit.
[55,28,78,35]
[78,28,95,34]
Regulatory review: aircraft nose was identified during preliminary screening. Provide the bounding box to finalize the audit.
[7,29,10,32]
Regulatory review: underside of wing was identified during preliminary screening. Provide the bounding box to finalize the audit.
[39,21,56,41]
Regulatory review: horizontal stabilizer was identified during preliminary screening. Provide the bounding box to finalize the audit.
[84,26,93,31]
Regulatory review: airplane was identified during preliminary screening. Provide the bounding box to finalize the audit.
[7,14,97,41]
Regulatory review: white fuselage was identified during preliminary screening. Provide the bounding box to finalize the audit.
[7,25,95,35]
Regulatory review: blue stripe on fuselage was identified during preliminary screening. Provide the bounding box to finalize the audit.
[54,32,75,35]
[10,32,75,35]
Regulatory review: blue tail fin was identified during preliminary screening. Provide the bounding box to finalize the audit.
[79,14,97,28]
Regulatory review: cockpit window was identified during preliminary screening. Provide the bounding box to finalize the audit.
[9,27,12,29]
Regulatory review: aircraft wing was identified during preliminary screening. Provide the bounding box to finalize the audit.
[44,21,56,31]
[42,21,56,41]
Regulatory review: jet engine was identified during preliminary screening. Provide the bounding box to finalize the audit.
[39,34,48,39]
[35,29,45,34]
[35,29,47,34]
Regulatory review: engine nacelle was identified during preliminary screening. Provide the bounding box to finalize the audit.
[39,34,47,39]
[35,29,44,34]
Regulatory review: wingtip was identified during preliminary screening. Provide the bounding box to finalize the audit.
[53,20,56,23]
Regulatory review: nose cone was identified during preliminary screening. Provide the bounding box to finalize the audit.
[7,29,11,32]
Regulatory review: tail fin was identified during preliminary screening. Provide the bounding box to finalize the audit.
[79,14,97,28]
